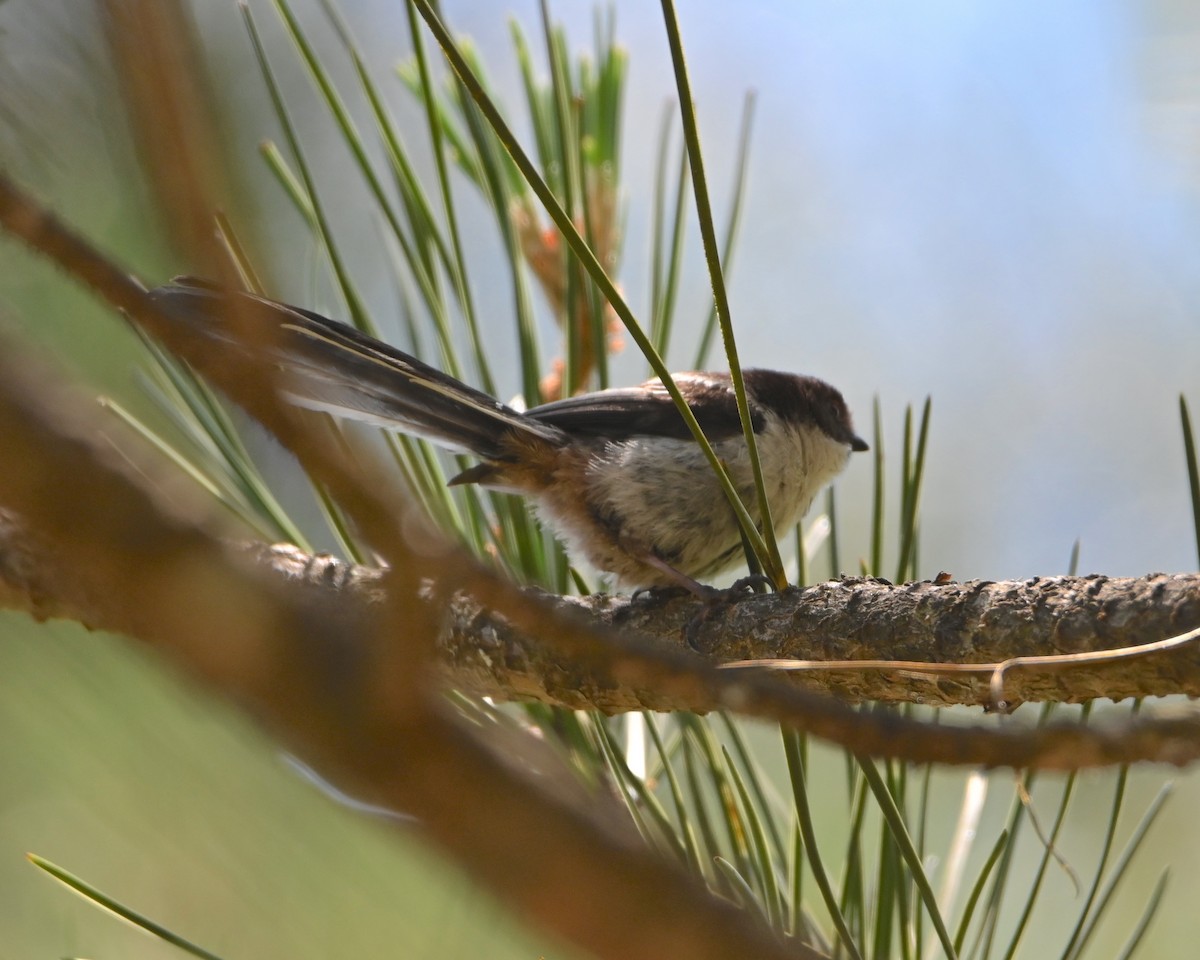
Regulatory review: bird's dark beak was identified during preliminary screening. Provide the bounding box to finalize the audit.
[849,435,869,453]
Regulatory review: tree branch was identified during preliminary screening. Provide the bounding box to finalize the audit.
[6,500,1200,770]
[14,528,1190,712]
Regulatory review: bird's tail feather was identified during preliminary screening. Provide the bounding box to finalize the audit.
[146,278,563,459]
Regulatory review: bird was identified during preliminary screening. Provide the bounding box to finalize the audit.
[147,277,868,594]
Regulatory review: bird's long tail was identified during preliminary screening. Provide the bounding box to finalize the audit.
[146,277,563,459]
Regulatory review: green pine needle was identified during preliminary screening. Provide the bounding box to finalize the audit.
[28,855,227,960]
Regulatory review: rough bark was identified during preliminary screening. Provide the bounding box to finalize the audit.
[5,527,1199,711]
[442,572,1200,710]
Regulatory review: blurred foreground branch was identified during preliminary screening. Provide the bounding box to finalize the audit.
[0,168,817,960]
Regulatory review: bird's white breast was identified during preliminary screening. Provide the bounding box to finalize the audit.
[539,414,852,585]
